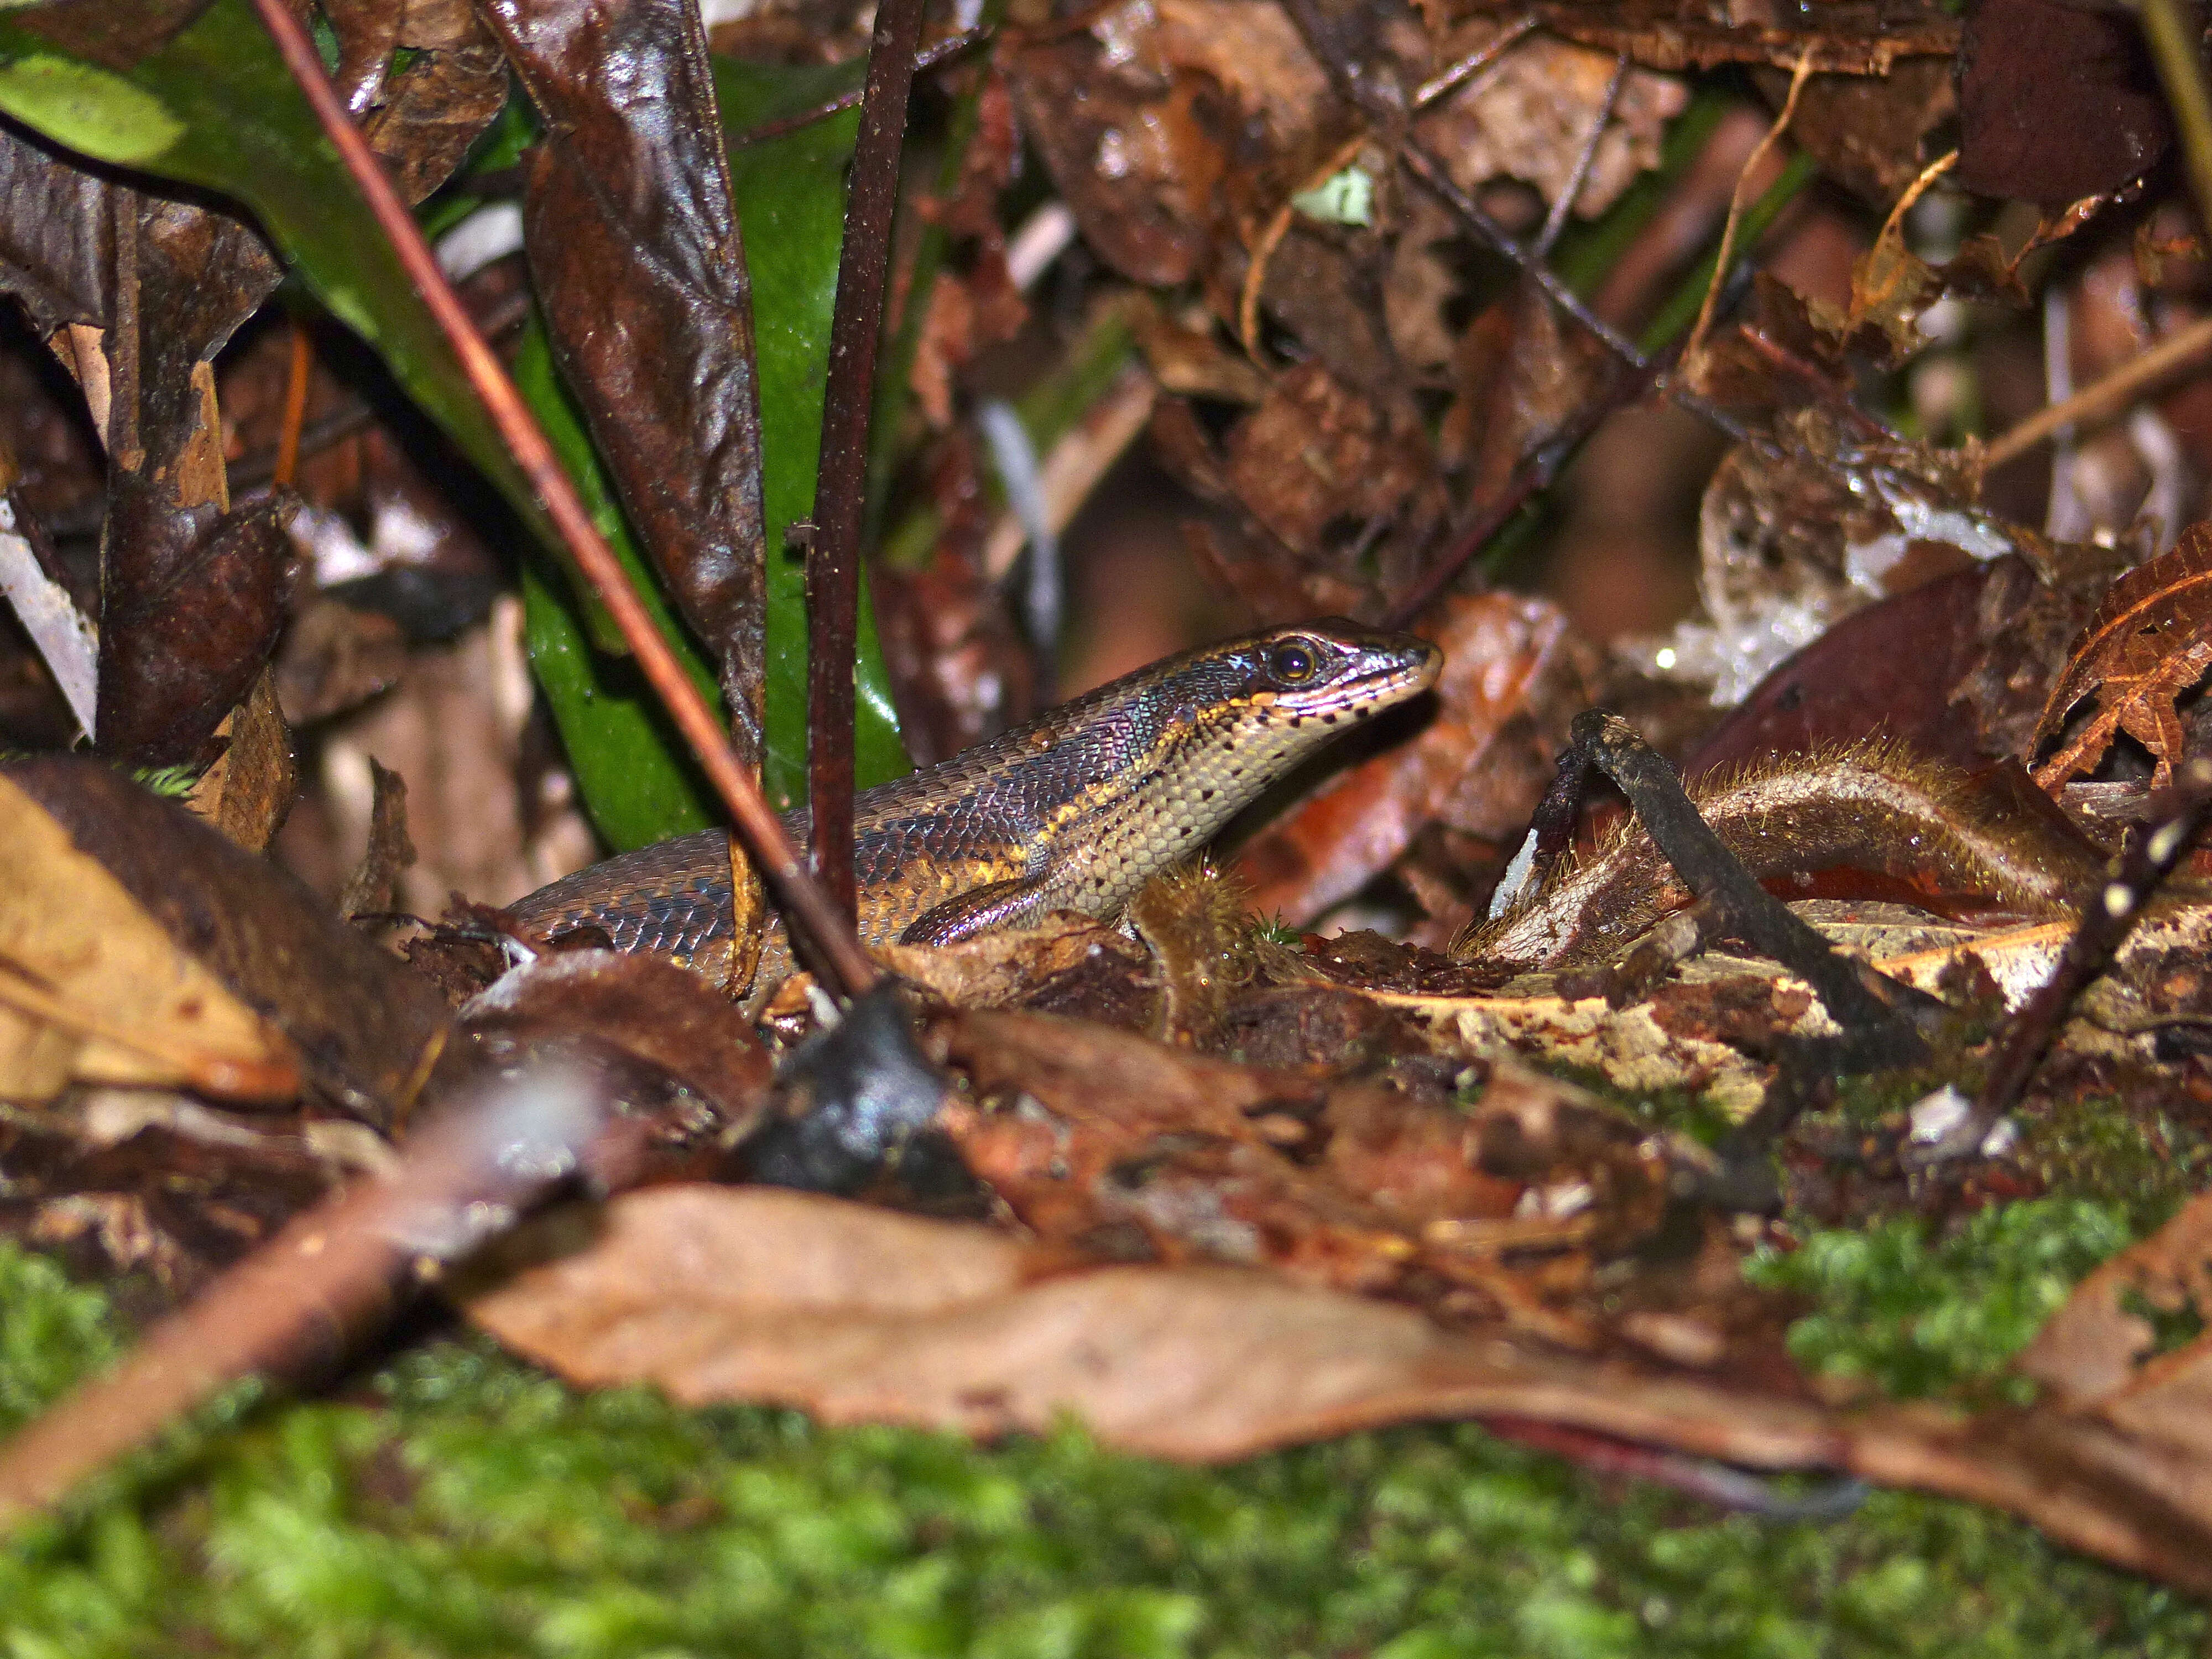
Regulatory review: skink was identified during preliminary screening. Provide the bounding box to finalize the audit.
[508,620,1442,986]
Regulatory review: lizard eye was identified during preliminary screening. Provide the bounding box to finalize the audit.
[1266,638,1321,685]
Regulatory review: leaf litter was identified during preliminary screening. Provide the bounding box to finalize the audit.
[1,0,2211,1629]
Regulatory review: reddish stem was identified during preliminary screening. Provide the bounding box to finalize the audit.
[805,0,928,927]
[246,0,879,998]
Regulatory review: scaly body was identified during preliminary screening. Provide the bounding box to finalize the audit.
[509,621,1441,984]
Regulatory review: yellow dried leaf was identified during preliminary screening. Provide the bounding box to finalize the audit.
[0,773,299,1103]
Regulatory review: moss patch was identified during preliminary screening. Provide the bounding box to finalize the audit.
[1747,1197,2136,1405]
[1,1235,2205,1657]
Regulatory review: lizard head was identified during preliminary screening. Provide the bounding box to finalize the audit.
[1232,619,1442,724]
[1124,619,1443,800]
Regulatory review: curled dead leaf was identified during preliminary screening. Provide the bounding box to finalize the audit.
[2031,525,2212,790]
[0,770,298,1103]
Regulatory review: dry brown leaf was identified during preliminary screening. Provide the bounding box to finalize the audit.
[1640,403,2015,704]
[2031,525,2212,790]
[0,771,299,1103]
[458,1183,2212,1593]
[2019,1188,2212,1407]
[8,757,450,1126]
[337,758,415,921]
[461,1184,1823,1462]
[1221,362,1440,556]
[1415,33,1684,222]
[184,668,295,854]
[1530,0,1958,75]
[1006,37,1227,288]
[879,912,1161,1029]
[1148,0,1332,153]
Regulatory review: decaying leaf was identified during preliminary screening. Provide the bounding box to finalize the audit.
[2019,1187,2212,1406]
[1767,58,1953,204]
[461,1184,1776,1462]
[1223,361,1443,556]
[462,1178,1765,1467]
[0,770,298,1104]
[5,757,450,1126]
[336,757,415,921]
[931,1006,1690,1344]
[1006,35,1225,289]
[1682,561,1999,774]
[183,667,296,854]
[1416,30,1684,222]
[1953,0,2170,208]
[458,948,775,1186]
[482,0,771,755]
[1528,0,1958,75]
[460,1176,2212,1594]
[2032,526,2212,790]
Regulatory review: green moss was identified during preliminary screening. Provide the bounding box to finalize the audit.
[0,1246,119,1435]
[1747,1198,2136,1404]
[2027,1093,2212,1233]
[1,1237,2204,1656]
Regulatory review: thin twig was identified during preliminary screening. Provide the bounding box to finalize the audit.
[247,0,881,999]
[725,28,990,149]
[1535,54,1627,259]
[807,0,929,931]
[1875,148,1957,247]
[1412,14,1537,109]
[1986,310,2212,469]
[1276,0,1745,443]
[1382,306,1720,630]
[1397,142,1749,443]
[1911,755,2212,1167]
[1567,710,1935,1068]
[1240,132,1368,361]
[0,1065,608,1530]
[1399,141,1647,371]
[1683,48,1813,370]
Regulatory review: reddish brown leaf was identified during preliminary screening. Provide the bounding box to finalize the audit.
[1529,0,1957,75]
[1005,36,1227,288]
[0,770,299,1105]
[185,669,296,855]
[1763,58,1953,205]
[1221,365,1442,561]
[2031,526,2212,789]
[459,948,774,1187]
[459,1182,2212,1593]
[1953,0,2170,208]
[7,157,291,764]
[1684,560,2000,776]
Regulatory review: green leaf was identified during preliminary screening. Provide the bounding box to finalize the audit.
[0,53,181,162]
[1291,165,1374,228]
[716,55,910,811]
[513,316,722,850]
[0,0,623,653]
[0,3,913,836]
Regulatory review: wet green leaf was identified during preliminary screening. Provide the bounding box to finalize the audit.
[716,56,910,811]
[514,316,721,851]
[0,0,624,651]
